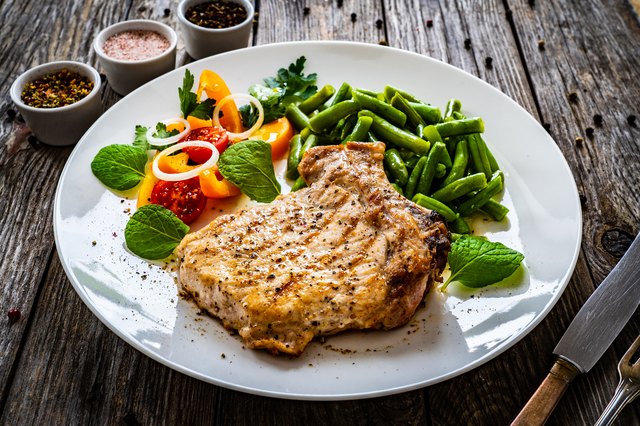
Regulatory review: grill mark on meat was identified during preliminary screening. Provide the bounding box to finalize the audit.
[176,142,450,356]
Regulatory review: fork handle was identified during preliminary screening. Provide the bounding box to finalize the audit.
[594,377,640,426]
[511,358,581,426]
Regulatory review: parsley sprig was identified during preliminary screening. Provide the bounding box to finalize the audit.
[178,69,215,120]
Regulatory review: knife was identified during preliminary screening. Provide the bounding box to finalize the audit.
[512,235,640,425]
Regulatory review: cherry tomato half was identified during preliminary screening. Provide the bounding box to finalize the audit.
[181,126,229,164]
[150,178,207,225]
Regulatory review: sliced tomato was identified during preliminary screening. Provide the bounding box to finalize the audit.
[181,126,229,164]
[150,178,207,224]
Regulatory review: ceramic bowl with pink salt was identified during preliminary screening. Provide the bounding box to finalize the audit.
[93,20,177,95]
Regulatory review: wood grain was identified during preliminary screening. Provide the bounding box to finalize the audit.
[1,0,639,424]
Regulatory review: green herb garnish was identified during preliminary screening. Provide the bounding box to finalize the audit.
[218,140,281,203]
[133,125,149,151]
[178,69,215,119]
[153,122,180,139]
[442,235,524,290]
[124,204,189,260]
[90,144,147,191]
[241,56,317,127]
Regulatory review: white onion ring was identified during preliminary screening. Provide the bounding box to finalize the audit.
[146,117,191,147]
[212,93,264,141]
[152,141,219,182]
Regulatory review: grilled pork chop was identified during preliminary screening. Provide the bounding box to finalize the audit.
[176,142,450,356]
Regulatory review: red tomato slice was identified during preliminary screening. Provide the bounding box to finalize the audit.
[150,178,207,225]
[182,126,229,164]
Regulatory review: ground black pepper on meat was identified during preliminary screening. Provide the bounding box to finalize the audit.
[185,1,247,29]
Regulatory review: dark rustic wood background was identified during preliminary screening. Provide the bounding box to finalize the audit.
[1,0,639,425]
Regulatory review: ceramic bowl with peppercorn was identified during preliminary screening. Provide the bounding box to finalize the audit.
[10,61,103,146]
[177,0,254,60]
[93,19,178,95]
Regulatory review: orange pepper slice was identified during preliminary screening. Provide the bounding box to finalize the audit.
[196,70,244,134]
[156,152,197,174]
[249,117,294,160]
[187,116,212,130]
[199,168,241,199]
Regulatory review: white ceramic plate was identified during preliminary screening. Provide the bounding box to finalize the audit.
[54,41,581,400]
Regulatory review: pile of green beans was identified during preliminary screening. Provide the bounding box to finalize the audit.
[285,83,509,233]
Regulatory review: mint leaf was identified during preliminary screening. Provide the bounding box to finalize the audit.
[153,122,180,139]
[178,69,198,118]
[133,125,149,151]
[91,144,147,191]
[218,140,281,203]
[125,204,189,260]
[442,235,524,290]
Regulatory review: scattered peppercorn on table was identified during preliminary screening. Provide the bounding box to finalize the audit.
[1,1,639,425]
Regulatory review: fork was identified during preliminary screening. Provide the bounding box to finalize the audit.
[594,335,640,426]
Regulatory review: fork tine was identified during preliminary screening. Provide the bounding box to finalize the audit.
[620,335,640,366]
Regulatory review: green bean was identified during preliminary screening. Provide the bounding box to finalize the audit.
[405,156,427,200]
[449,217,471,234]
[359,110,430,155]
[330,82,352,106]
[412,194,458,222]
[421,125,452,167]
[286,134,303,180]
[481,136,500,173]
[391,183,404,195]
[285,105,310,131]
[467,133,492,179]
[390,93,425,130]
[291,176,307,192]
[405,156,420,169]
[452,111,466,120]
[416,142,446,196]
[434,117,484,138]
[457,171,504,216]
[308,100,360,133]
[367,131,378,143]
[355,87,382,98]
[480,199,509,221]
[384,149,409,186]
[398,147,418,161]
[343,115,373,143]
[444,99,462,120]
[300,133,319,157]
[430,172,487,202]
[298,84,336,114]
[441,138,469,187]
[299,127,312,140]
[408,102,442,124]
[352,90,407,128]
[435,163,447,178]
[383,85,421,103]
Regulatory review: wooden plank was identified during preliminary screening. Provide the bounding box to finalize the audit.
[505,1,640,424]
[0,0,128,408]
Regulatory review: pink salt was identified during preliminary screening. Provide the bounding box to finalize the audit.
[103,30,170,61]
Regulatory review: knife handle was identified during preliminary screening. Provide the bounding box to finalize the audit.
[511,358,581,426]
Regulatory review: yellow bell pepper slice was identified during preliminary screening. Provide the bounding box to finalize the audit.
[137,169,159,208]
[200,168,241,199]
[156,152,197,174]
[196,70,244,134]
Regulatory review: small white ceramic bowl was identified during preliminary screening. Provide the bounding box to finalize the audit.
[177,0,254,60]
[93,19,177,95]
[10,61,102,146]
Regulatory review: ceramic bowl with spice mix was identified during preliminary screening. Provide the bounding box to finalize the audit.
[177,0,254,60]
[93,19,177,95]
[10,61,102,146]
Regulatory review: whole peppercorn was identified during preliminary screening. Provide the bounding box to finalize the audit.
[568,92,578,103]
[485,57,493,68]
[303,6,310,15]
[7,308,21,322]
[376,19,383,29]
[464,38,471,49]
[337,0,343,7]
[593,114,603,126]
[6,108,16,120]
[350,12,357,22]
[575,136,584,147]
[538,39,545,50]
[379,40,389,46]
[528,0,535,6]
[28,135,39,146]
[163,8,170,17]
[542,122,551,133]
[585,127,595,137]
[628,114,637,126]
[426,19,433,28]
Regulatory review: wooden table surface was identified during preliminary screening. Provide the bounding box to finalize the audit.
[1,1,639,424]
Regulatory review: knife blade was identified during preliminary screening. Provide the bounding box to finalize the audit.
[512,235,640,426]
